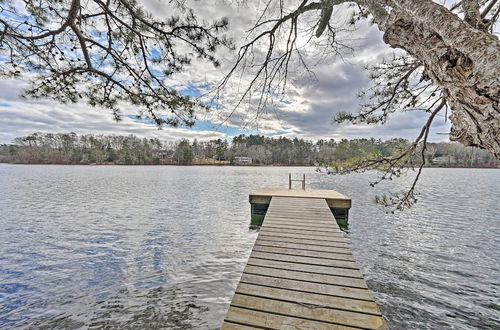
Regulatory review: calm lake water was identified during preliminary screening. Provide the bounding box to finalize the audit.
[0,165,498,329]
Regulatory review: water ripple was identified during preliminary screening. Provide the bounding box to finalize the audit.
[0,165,498,329]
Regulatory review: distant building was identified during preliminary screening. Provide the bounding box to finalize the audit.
[234,156,252,165]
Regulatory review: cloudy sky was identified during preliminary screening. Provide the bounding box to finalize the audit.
[0,0,453,144]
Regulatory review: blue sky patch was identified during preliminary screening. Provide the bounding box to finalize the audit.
[180,86,202,98]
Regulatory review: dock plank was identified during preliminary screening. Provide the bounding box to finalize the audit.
[254,239,351,254]
[235,283,380,314]
[239,273,374,301]
[260,225,344,235]
[221,321,264,330]
[244,265,369,289]
[264,218,338,225]
[250,251,359,269]
[222,196,386,329]
[231,295,385,329]
[261,224,343,233]
[255,235,350,248]
[265,211,334,218]
[247,257,364,278]
[263,214,338,222]
[251,245,356,261]
[258,230,346,242]
[225,306,357,330]
[262,219,344,229]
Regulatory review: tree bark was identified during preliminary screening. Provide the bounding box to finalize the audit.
[376,0,500,157]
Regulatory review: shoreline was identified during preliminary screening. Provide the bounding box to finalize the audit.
[0,162,498,169]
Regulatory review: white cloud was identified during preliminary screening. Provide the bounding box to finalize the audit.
[0,97,225,143]
[0,1,451,144]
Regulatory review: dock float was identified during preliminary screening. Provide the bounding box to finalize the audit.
[222,194,386,329]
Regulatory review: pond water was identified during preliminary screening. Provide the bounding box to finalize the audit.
[0,165,498,329]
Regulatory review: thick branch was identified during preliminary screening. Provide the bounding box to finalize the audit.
[7,0,80,40]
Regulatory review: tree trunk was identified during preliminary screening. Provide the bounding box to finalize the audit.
[376,0,500,157]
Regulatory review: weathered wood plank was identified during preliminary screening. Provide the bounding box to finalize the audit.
[236,283,379,315]
[256,235,350,248]
[252,245,356,261]
[244,265,369,289]
[247,257,364,278]
[239,273,374,301]
[221,321,265,330]
[264,223,339,230]
[269,197,331,204]
[250,251,358,269]
[266,203,331,209]
[268,201,335,207]
[265,211,334,218]
[260,225,344,238]
[259,232,349,247]
[260,228,345,242]
[224,306,357,329]
[264,217,337,225]
[265,206,333,212]
[264,217,336,224]
[255,239,351,253]
[262,223,343,233]
[267,206,331,211]
[263,219,340,228]
[231,294,386,329]
[258,230,347,242]
[265,208,333,213]
[263,213,336,221]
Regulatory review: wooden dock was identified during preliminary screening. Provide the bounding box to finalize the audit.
[222,196,386,329]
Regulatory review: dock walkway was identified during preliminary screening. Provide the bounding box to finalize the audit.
[222,196,386,329]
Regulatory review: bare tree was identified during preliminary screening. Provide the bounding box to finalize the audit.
[215,0,499,209]
[0,0,232,126]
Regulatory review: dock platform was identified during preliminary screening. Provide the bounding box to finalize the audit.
[249,188,352,227]
[222,195,386,329]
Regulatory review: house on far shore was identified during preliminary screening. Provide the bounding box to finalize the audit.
[234,156,252,165]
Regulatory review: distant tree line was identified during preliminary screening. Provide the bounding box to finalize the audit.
[0,132,497,168]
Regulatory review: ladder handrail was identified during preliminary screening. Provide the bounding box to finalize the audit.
[289,173,306,190]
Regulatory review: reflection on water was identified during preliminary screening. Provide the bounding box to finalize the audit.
[0,165,499,329]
